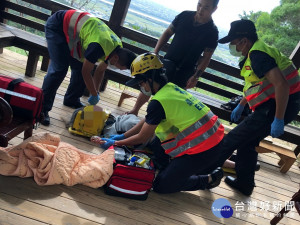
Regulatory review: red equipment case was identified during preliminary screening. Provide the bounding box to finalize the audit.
[0,75,43,125]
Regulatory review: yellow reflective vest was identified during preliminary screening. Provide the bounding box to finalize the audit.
[241,40,300,110]
[152,83,224,158]
[63,10,122,62]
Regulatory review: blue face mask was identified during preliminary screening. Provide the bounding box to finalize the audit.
[140,86,152,96]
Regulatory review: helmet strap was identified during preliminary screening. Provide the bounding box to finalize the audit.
[149,69,156,94]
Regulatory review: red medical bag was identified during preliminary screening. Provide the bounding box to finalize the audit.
[0,75,43,125]
[104,146,156,200]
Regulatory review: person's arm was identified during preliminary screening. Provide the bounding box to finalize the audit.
[83,43,106,95]
[154,26,174,54]
[93,61,108,91]
[115,121,157,146]
[250,51,289,119]
[82,59,98,96]
[116,100,164,146]
[265,67,289,119]
[239,97,248,106]
[123,118,146,138]
[186,48,215,89]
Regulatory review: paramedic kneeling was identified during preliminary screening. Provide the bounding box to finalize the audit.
[213,19,300,196]
[100,53,224,193]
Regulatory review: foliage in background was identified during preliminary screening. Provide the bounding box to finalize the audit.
[240,0,300,57]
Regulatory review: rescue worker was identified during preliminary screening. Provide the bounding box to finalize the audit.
[213,19,300,195]
[41,9,136,126]
[98,53,224,193]
[126,0,219,116]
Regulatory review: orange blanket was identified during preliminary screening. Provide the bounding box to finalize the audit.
[0,132,114,188]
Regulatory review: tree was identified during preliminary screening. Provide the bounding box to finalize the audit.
[239,0,300,56]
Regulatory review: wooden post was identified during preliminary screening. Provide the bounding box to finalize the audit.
[0,1,7,54]
[290,41,300,69]
[108,0,131,37]
[25,50,39,77]
[100,78,108,92]
[41,55,50,72]
[94,0,131,93]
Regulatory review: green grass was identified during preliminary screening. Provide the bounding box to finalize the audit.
[6,46,28,56]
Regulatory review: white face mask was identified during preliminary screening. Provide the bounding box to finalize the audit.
[107,60,118,70]
[140,86,152,96]
[229,43,243,57]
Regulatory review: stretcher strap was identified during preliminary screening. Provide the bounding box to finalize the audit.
[4,78,24,102]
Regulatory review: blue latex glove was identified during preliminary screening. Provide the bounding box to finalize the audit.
[270,117,284,138]
[230,104,244,122]
[100,138,115,149]
[110,134,125,140]
[88,94,100,105]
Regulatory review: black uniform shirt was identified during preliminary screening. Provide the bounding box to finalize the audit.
[239,50,277,78]
[145,100,166,125]
[165,11,218,69]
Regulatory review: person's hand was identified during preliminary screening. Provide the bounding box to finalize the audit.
[100,138,115,149]
[88,94,100,105]
[270,117,284,138]
[186,75,198,89]
[110,134,125,140]
[230,104,244,122]
[90,136,106,144]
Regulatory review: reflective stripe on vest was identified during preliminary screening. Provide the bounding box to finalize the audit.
[245,64,300,109]
[162,111,222,157]
[67,12,93,60]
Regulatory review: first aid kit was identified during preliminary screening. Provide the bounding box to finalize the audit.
[0,75,43,126]
[104,146,156,200]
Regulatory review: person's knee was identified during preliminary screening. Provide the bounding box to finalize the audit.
[153,179,172,194]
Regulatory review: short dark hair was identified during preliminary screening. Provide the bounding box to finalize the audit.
[116,48,136,69]
[247,34,258,43]
[212,0,219,8]
[144,68,168,87]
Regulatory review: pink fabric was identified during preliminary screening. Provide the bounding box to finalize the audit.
[0,132,114,188]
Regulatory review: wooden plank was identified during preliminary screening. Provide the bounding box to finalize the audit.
[289,40,300,69]
[4,1,50,21]
[208,59,241,79]
[40,55,49,72]
[1,11,45,32]
[0,192,103,225]
[25,50,39,77]
[0,176,212,225]
[0,23,15,48]
[22,0,72,12]
[121,26,164,50]
[0,208,48,225]
[2,23,47,51]
[0,1,6,23]
[196,81,238,99]
[201,71,244,92]
[122,41,149,54]
[108,0,131,36]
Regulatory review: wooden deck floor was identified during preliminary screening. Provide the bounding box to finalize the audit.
[0,49,300,225]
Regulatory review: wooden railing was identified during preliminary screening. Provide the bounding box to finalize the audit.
[1,0,299,146]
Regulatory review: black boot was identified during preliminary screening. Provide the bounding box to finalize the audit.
[225,176,254,196]
[41,111,50,126]
[229,154,260,171]
[206,167,224,189]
